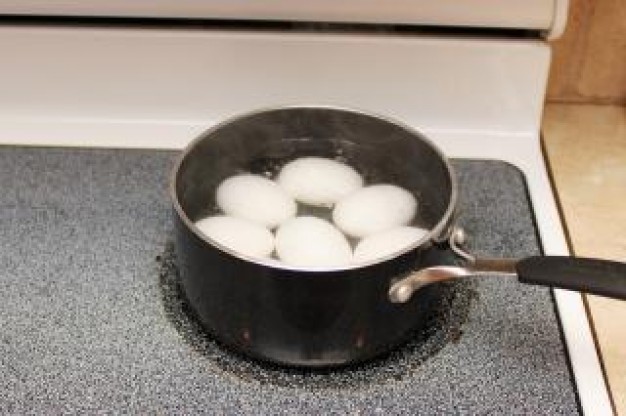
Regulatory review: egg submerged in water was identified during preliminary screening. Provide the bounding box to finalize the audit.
[332,184,418,238]
[216,174,297,228]
[275,216,353,268]
[195,215,275,259]
[354,226,429,264]
[277,157,364,207]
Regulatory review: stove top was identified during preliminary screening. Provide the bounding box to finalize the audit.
[0,147,579,414]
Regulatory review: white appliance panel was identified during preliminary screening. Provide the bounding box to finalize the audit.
[0,26,549,148]
[0,0,557,31]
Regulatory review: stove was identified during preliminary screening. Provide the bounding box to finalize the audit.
[0,2,614,413]
[0,148,577,414]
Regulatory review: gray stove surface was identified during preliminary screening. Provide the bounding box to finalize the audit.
[0,147,579,414]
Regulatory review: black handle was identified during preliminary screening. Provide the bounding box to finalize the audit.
[516,256,626,300]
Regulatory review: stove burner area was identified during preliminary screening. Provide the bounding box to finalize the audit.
[0,148,580,414]
[157,241,476,388]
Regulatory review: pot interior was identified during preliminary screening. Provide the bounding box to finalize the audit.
[173,107,455,251]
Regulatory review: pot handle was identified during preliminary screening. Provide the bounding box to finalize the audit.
[389,227,626,303]
[516,256,626,300]
[389,256,626,303]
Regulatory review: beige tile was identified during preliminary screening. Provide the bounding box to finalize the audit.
[542,103,626,414]
[577,0,626,101]
[587,295,626,415]
[547,0,593,101]
[547,0,626,104]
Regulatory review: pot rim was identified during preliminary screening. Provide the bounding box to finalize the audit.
[169,104,458,272]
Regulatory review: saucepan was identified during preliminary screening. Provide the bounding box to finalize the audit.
[170,106,626,367]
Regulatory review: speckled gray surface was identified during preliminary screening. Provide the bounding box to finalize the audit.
[0,147,579,414]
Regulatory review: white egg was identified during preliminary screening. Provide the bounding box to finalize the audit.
[277,157,364,206]
[275,216,353,268]
[216,174,297,228]
[332,184,417,238]
[353,226,429,264]
[195,215,274,259]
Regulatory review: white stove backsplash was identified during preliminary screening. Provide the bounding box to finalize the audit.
[0,26,549,148]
